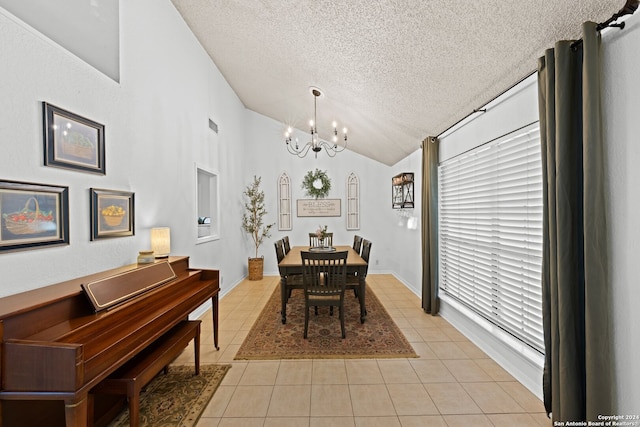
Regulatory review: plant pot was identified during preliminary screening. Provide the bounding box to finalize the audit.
[248,257,264,281]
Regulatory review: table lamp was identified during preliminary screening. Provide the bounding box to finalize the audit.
[151,227,170,258]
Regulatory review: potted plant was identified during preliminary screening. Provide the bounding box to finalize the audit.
[241,176,274,280]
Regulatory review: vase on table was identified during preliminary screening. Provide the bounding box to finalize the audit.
[318,238,325,248]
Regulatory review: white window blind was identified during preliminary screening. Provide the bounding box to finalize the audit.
[439,122,544,352]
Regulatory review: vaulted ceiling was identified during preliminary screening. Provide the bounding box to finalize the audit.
[171,0,622,166]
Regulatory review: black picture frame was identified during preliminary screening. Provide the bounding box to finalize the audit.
[43,102,105,174]
[90,188,134,240]
[0,180,69,253]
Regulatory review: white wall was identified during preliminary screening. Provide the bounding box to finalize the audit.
[601,13,640,414]
[0,0,420,301]
[241,109,420,277]
[0,0,250,297]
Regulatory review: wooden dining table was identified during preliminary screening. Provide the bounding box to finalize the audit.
[277,245,368,324]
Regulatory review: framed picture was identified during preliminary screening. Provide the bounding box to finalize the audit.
[43,102,105,174]
[90,188,134,240]
[0,180,69,253]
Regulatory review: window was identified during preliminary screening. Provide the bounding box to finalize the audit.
[439,123,544,352]
[278,173,292,230]
[346,172,360,230]
[196,165,219,242]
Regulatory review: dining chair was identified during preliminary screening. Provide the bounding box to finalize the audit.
[347,239,372,300]
[300,250,348,339]
[274,239,285,263]
[309,232,333,247]
[276,239,303,302]
[352,235,363,255]
[283,236,291,254]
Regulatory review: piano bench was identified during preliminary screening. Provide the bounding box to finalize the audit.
[90,320,201,427]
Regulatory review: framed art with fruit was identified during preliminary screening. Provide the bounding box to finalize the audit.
[90,188,134,240]
[0,180,69,253]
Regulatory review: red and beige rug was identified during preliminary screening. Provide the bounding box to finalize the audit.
[235,286,417,360]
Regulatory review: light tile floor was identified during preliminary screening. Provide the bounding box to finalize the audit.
[172,274,551,427]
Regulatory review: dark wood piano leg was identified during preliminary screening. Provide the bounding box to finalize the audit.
[211,295,219,350]
[64,394,87,427]
[280,276,288,324]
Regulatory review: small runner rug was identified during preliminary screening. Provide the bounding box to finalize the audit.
[108,364,231,427]
[235,286,417,359]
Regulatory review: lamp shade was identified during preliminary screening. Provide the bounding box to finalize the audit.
[151,227,170,258]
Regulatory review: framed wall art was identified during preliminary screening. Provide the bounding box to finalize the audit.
[0,180,69,253]
[43,102,105,174]
[90,188,134,240]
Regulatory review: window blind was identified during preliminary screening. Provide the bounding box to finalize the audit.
[439,122,544,352]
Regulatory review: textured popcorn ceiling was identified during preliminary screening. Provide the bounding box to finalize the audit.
[171,0,622,166]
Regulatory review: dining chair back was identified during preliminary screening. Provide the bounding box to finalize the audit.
[309,232,333,247]
[360,239,372,264]
[352,235,363,254]
[283,236,291,254]
[274,239,285,263]
[300,250,348,338]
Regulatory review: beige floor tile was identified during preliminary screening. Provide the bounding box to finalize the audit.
[354,416,402,426]
[386,383,439,415]
[238,360,280,385]
[377,359,421,384]
[217,417,265,427]
[443,414,494,427]
[498,381,546,412]
[312,359,348,384]
[475,358,516,381]
[428,341,469,359]
[220,362,246,386]
[276,360,313,385]
[424,383,482,414]
[195,417,220,426]
[488,413,544,427]
[200,385,235,418]
[409,342,439,359]
[310,416,355,427]
[456,341,489,359]
[415,328,452,342]
[264,417,310,427]
[193,275,546,425]
[310,384,353,417]
[442,359,494,383]
[222,385,273,417]
[345,359,384,384]
[409,359,457,383]
[349,384,396,417]
[397,415,448,427]
[267,385,312,417]
[462,382,526,413]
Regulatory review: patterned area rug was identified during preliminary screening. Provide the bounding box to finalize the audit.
[108,364,231,427]
[235,286,417,359]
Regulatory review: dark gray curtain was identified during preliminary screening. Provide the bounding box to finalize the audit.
[421,136,439,315]
[538,21,612,422]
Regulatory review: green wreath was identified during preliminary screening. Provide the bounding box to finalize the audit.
[302,169,331,199]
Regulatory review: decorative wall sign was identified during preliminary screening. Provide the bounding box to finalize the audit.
[297,199,341,217]
[0,180,69,253]
[90,188,134,240]
[43,102,105,174]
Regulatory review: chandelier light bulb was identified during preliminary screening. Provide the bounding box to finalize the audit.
[309,119,314,127]
[332,121,337,128]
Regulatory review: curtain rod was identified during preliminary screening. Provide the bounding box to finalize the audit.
[434,70,536,140]
[434,0,638,142]
[571,0,638,49]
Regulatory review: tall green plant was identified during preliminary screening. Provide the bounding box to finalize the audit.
[241,176,275,259]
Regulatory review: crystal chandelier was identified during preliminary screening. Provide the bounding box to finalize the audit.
[285,88,348,158]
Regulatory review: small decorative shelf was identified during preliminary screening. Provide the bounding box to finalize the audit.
[392,172,414,209]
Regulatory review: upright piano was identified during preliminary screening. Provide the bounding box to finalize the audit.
[0,256,219,427]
